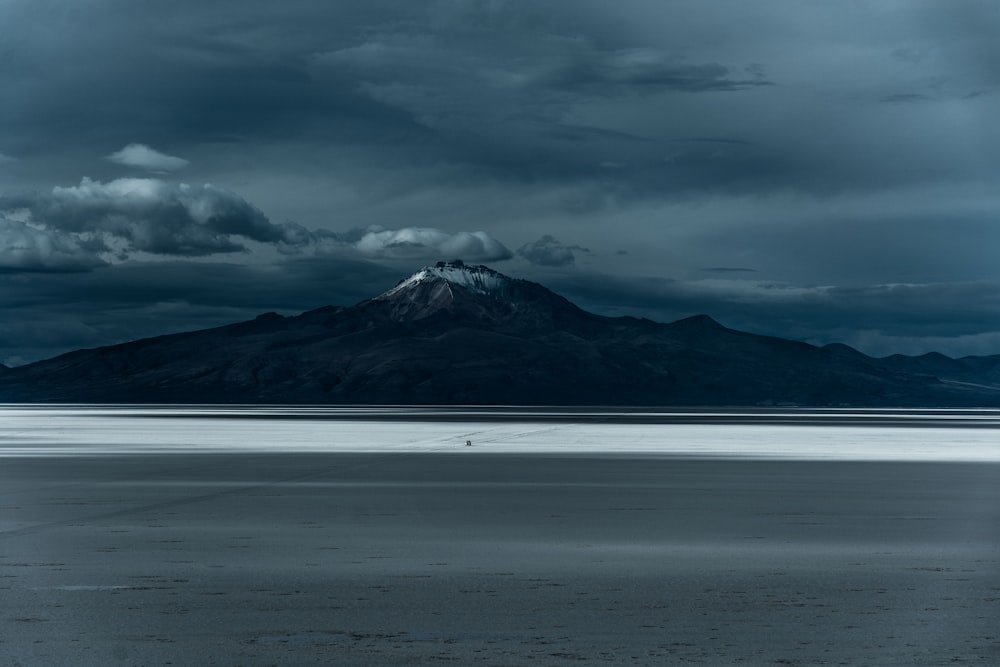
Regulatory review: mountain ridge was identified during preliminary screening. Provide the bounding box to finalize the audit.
[2,261,999,406]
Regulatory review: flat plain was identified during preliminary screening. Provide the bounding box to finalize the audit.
[1,409,999,665]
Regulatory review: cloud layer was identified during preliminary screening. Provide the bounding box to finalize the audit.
[355,227,512,262]
[0,177,514,272]
[0,219,105,273]
[0,178,289,260]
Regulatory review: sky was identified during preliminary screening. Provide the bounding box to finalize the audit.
[1,0,999,365]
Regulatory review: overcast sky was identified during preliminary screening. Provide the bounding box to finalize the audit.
[2,0,999,365]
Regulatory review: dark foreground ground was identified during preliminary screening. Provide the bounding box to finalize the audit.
[2,453,999,666]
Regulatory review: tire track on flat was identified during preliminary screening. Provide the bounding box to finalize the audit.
[0,455,384,540]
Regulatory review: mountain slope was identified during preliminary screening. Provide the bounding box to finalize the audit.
[1,261,999,406]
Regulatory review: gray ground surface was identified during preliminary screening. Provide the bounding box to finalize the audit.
[2,453,999,665]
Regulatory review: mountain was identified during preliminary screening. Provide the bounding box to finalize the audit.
[875,351,1000,386]
[2,260,999,406]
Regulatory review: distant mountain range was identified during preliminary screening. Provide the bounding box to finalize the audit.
[2,261,999,406]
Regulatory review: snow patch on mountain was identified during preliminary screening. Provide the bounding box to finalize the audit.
[378,261,512,300]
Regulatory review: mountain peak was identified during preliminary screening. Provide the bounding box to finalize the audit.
[377,261,514,301]
[672,314,725,329]
[367,260,587,328]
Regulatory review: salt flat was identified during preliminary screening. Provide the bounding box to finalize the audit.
[1,409,999,665]
[4,406,1000,459]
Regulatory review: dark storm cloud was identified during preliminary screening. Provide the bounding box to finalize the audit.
[5,0,990,222]
[0,178,297,257]
[309,15,778,196]
[2,1,996,200]
[0,219,106,273]
[0,0,787,201]
[0,1,429,155]
[517,235,590,267]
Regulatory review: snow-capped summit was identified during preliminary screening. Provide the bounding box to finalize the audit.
[377,260,514,300]
[367,260,584,328]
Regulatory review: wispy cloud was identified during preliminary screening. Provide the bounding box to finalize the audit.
[106,143,190,172]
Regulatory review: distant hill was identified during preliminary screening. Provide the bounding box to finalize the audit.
[875,351,1000,387]
[2,260,999,406]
